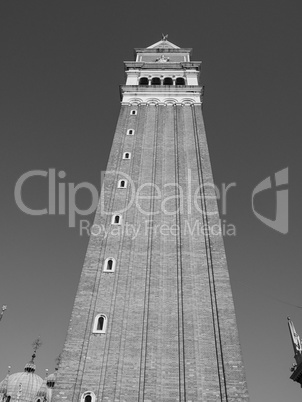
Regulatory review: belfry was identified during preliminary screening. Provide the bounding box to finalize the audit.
[53,37,250,401]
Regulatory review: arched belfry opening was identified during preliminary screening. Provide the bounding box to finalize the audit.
[151,77,161,85]
[175,77,185,85]
[163,77,173,85]
[139,77,149,85]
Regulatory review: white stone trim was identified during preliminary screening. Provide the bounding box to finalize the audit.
[122,95,202,105]
[93,314,108,334]
[163,98,179,105]
[81,391,96,402]
[128,98,143,105]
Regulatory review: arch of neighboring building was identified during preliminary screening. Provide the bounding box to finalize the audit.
[81,391,96,402]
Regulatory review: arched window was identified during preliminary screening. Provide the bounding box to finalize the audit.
[127,129,134,135]
[163,77,173,85]
[176,77,185,86]
[111,214,122,225]
[123,152,131,159]
[81,391,96,402]
[139,77,149,85]
[103,257,116,272]
[151,77,161,86]
[130,110,137,115]
[93,314,107,334]
[118,179,127,188]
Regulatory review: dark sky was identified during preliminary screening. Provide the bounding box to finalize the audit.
[1,1,302,401]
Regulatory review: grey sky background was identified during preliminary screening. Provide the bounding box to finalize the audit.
[0,2,302,401]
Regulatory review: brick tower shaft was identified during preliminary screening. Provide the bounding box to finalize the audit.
[52,37,250,402]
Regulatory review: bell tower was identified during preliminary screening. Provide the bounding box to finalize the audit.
[52,36,250,402]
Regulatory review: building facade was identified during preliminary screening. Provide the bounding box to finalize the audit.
[52,38,249,402]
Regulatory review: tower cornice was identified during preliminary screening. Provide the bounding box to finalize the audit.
[119,85,204,105]
[124,61,201,71]
[134,48,192,54]
[120,85,203,94]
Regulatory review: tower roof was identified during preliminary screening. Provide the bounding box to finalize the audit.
[147,39,180,49]
[134,35,192,58]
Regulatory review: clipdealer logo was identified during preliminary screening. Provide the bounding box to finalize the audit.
[252,168,288,234]
[13,168,235,229]
[13,167,289,235]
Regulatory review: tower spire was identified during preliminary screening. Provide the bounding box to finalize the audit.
[287,317,302,387]
[288,317,302,362]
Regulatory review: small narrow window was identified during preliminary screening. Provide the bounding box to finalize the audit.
[118,179,127,188]
[139,77,149,85]
[112,214,122,225]
[127,129,134,135]
[151,77,161,86]
[93,314,107,334]
[103,257,116,272]
[130,110,137,115]
[123,152,131,159]
[81,392,96,402]
[176,77,185,86]
[163,77,173,85]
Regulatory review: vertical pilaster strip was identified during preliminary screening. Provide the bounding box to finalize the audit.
[191,104,228,402]
[137,104,159,401]
[174,104,186,401]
